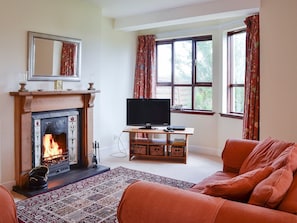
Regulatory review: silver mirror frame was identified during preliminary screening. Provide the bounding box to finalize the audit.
[28,31,82,81]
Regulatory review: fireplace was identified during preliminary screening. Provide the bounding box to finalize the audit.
[10,90,101,189]
[32,109,80,177]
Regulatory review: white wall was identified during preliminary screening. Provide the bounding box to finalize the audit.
[260,0,297,142]
[95,17,136,148]
[0,0,136,187]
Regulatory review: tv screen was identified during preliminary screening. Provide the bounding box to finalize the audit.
[126,98,171,129]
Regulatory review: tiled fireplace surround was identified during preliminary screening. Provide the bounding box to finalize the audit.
[10,90,99,189]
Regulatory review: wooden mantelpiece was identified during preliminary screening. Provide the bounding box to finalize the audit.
[10,90,100,188]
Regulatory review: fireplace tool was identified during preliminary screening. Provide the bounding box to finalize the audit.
[92,140,100,168]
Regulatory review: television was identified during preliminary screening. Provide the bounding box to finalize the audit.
[126,98,171,129]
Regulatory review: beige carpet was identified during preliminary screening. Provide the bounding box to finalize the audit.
[99,146,222,184]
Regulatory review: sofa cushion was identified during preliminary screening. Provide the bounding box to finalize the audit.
[189,171,237,193]
[239,137,294,174]
[201,166,273,202]
[271,145,297,171]
[248,168,293,209]
[278,171,297,214]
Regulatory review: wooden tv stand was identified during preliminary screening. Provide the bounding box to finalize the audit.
[123,127,194,164]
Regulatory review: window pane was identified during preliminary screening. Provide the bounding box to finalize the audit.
[174,87,191,109]
[232,32,246,84]
[232,87,244,113]
[157,44,172,82]
[194,87,212,110]
[156,36,213,112]
[174,41,192,84]
[156,86,172,99]
[196,40,213,82]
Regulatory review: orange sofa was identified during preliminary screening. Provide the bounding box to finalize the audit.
[117,138,297,223]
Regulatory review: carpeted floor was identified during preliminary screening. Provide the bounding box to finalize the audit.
[16,166,194,223]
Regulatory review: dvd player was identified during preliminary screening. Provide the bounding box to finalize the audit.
[167,125,186,131]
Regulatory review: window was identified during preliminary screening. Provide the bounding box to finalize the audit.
[156,36,213,113]
[227,29,246,115]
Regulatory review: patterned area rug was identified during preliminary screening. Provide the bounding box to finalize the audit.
[16,166,194,223]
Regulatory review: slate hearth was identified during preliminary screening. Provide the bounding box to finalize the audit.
[13,165,110,197]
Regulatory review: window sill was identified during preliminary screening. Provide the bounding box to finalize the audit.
[219,113,243,120]
[171,109,215,116]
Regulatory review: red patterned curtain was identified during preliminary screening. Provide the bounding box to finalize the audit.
[60,42,76,76]
[243,14,260,140]
[133,35,156,99]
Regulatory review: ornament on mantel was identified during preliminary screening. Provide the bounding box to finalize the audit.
[54,80,63,90]
[88,73,96,90]
[18,71,28,92]
[88,82,95,90]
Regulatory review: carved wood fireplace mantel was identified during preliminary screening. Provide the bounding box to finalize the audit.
[10,90,100,188]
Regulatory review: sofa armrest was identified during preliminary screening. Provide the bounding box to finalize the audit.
[222,139,258,173]
[117,181,225,223]
[118,181,297,223]
[0,186,18,223]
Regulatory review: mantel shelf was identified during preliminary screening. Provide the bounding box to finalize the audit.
[9,89,100,96]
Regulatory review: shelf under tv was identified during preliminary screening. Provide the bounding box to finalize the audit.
[123,127,194,164]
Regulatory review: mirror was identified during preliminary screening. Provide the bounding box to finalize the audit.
[28,31,81,81]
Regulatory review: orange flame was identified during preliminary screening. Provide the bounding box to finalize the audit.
[43,134,63,160]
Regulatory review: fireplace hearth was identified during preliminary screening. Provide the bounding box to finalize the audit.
[14,165,110,197]
[10,90,109,194]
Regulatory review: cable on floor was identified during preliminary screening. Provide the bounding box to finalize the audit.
[110,132,127,158]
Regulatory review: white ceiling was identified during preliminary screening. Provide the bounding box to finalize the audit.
[89,0,216,18]
[88,0,260,31]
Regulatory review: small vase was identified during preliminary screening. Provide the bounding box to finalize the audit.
[19,82,28,92]
[88,82,95,90]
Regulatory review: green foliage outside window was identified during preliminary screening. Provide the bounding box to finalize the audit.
[196,41,213,83]
[156,36,213,112]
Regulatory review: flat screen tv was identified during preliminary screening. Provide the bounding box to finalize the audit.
[126,98,171,129]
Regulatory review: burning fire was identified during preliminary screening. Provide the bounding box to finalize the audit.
[43,134,63,160]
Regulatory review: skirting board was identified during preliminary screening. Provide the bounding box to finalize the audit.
[188,145,220,157]
[2,180,16,191]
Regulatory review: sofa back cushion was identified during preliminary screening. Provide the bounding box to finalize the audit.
[222,139,258,173]
[248,168,293,209]
[202,166,273,202]
[271,145,297,171]
[278,171,297,214]
[239,137,294,174]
